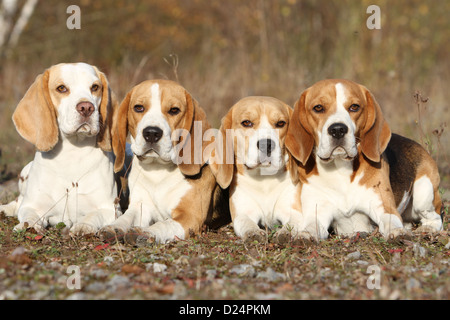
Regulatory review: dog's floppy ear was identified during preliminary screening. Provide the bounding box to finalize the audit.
[93,66,117,152]
[285,90,314,166]
[209,110,234,189]
[175,91,211,176]
[12,70,59,152]
[359,87,391,163]
[112,90,132,173]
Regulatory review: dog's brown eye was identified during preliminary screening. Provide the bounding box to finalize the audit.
[241,120,253,128]
[134,105,145,113]
[91,84,100,92]
[56,85,68,93]
[168,107,181,115]
[276,120,286,128]
[349,104,360,112]
[313,105,324,113]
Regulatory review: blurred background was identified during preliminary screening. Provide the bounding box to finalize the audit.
[0,0,448,194]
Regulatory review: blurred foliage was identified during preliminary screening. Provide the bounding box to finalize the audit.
[0,0,449,178]
[5,0,449,82]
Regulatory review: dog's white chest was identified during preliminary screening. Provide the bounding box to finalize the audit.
[129,158,192,216]
[304,159,381,216]
[234,168,295,217]
[19,139,116,225]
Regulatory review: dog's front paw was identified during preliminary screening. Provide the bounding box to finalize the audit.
[98,226,125,243]
[291,231,317,246]
[124,227,154,246]
[415,225,441,234]
[274,229,292,245]
[243,230,267,244]
[70,223,97,236]
[14,221,45,234]
[387,228,412,243]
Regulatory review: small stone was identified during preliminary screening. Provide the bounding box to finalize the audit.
[91,268,108,279]
[346,250,361,260]
[107,275,130,289]
[445,240,450,250]
[356,260,369,266]
[10,247,27,256]
[256,267,285,281]
[413,244,427,258]
[103,256,114,265]
[65,292,88,300]
[406,278,421,290]
[206,269,217,280]
[230,264,255,277]
[151,262,167,273]
[85,282,106,293]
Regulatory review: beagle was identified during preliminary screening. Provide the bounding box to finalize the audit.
[286,79,442,239]
[99,80,229,244]
[210,96,302,243]
[0,63,119,235]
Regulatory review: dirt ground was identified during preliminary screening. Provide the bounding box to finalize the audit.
[0,193,448,301]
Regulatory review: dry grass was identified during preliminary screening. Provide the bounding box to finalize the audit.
[0,212,449,300]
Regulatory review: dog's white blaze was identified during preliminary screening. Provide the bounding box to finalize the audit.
[259,114,271,130]
[246,115,270,166]
[141,83,164,123]
[329,83,355,131]
[150,83,162,115]
[335,83,347,114]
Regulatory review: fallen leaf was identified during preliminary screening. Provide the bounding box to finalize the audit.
[94,243,110,251]
[156,283,175,294]
[122,264,144,275]
[8,253,32,266]
[275,283,294,293]
[25,235,43,241]
[388,249,403,254]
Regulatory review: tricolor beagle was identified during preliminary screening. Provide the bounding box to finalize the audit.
[0,63,119,235]
[210,96,302,243]
[286,79,442,239]
[100,80,229,244]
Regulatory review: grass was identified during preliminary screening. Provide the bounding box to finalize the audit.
[0,210,448,300]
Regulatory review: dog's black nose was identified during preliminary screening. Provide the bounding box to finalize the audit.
[328,123,348,139]
[143,126,163,143]
[257,139,275,157]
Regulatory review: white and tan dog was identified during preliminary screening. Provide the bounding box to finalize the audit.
[0,63,119,235]
[210,96,302,243]
[286,79,442,239]
[100,80,229,244]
